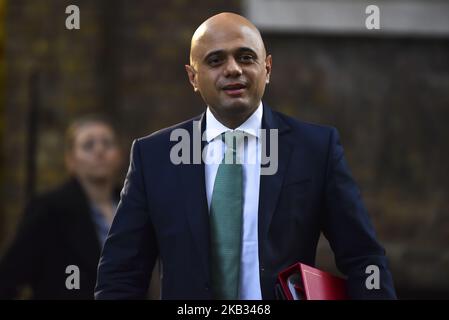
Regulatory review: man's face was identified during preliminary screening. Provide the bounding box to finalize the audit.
[186,24,272,124]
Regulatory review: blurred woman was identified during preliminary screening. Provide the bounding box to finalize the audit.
[0,115,123,299]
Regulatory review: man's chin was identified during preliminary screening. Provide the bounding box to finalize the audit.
[221,99,253,114]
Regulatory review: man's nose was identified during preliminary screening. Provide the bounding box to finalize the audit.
[223,57,242,77]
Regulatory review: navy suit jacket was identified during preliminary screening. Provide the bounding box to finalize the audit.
[95,104,396,299]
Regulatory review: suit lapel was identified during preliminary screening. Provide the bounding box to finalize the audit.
[179,114,211,281]
[258,105,293,243]
[177,106,293,288]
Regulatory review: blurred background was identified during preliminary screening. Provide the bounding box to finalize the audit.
[0,0,448,299]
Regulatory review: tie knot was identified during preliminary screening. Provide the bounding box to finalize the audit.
[222,130,244,151]
[222,130,245,164]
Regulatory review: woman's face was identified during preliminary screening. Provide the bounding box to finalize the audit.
[66,122,122,183]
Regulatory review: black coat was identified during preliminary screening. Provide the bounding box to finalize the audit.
[0,178,119,299]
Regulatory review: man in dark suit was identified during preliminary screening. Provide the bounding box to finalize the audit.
[95,12,396,300]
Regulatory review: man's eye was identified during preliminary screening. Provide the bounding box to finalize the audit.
[208,57,222,66]
[239,55,255,63]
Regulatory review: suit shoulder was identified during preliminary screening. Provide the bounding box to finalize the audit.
[273,110,337,140]
[135,114,202,148]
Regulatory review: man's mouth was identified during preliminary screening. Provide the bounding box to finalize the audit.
[222,83,247,96]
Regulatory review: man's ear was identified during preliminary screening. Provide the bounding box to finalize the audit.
[265,54,272,84]
[185,65,198,92]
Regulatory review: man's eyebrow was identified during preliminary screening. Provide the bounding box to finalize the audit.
[235,47,258,56]
[203,47,259,62]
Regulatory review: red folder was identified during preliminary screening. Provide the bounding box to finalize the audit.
[277,262,348,300]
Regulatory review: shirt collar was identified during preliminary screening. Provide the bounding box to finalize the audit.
[204,101,263,143]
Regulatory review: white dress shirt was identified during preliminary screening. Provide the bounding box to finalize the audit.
[204,102,263,300]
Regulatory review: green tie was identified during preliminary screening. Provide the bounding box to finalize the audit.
[210,131,244,300]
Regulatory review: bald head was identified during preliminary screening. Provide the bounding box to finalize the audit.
[185,12,272,129]
[190,12,266,66]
